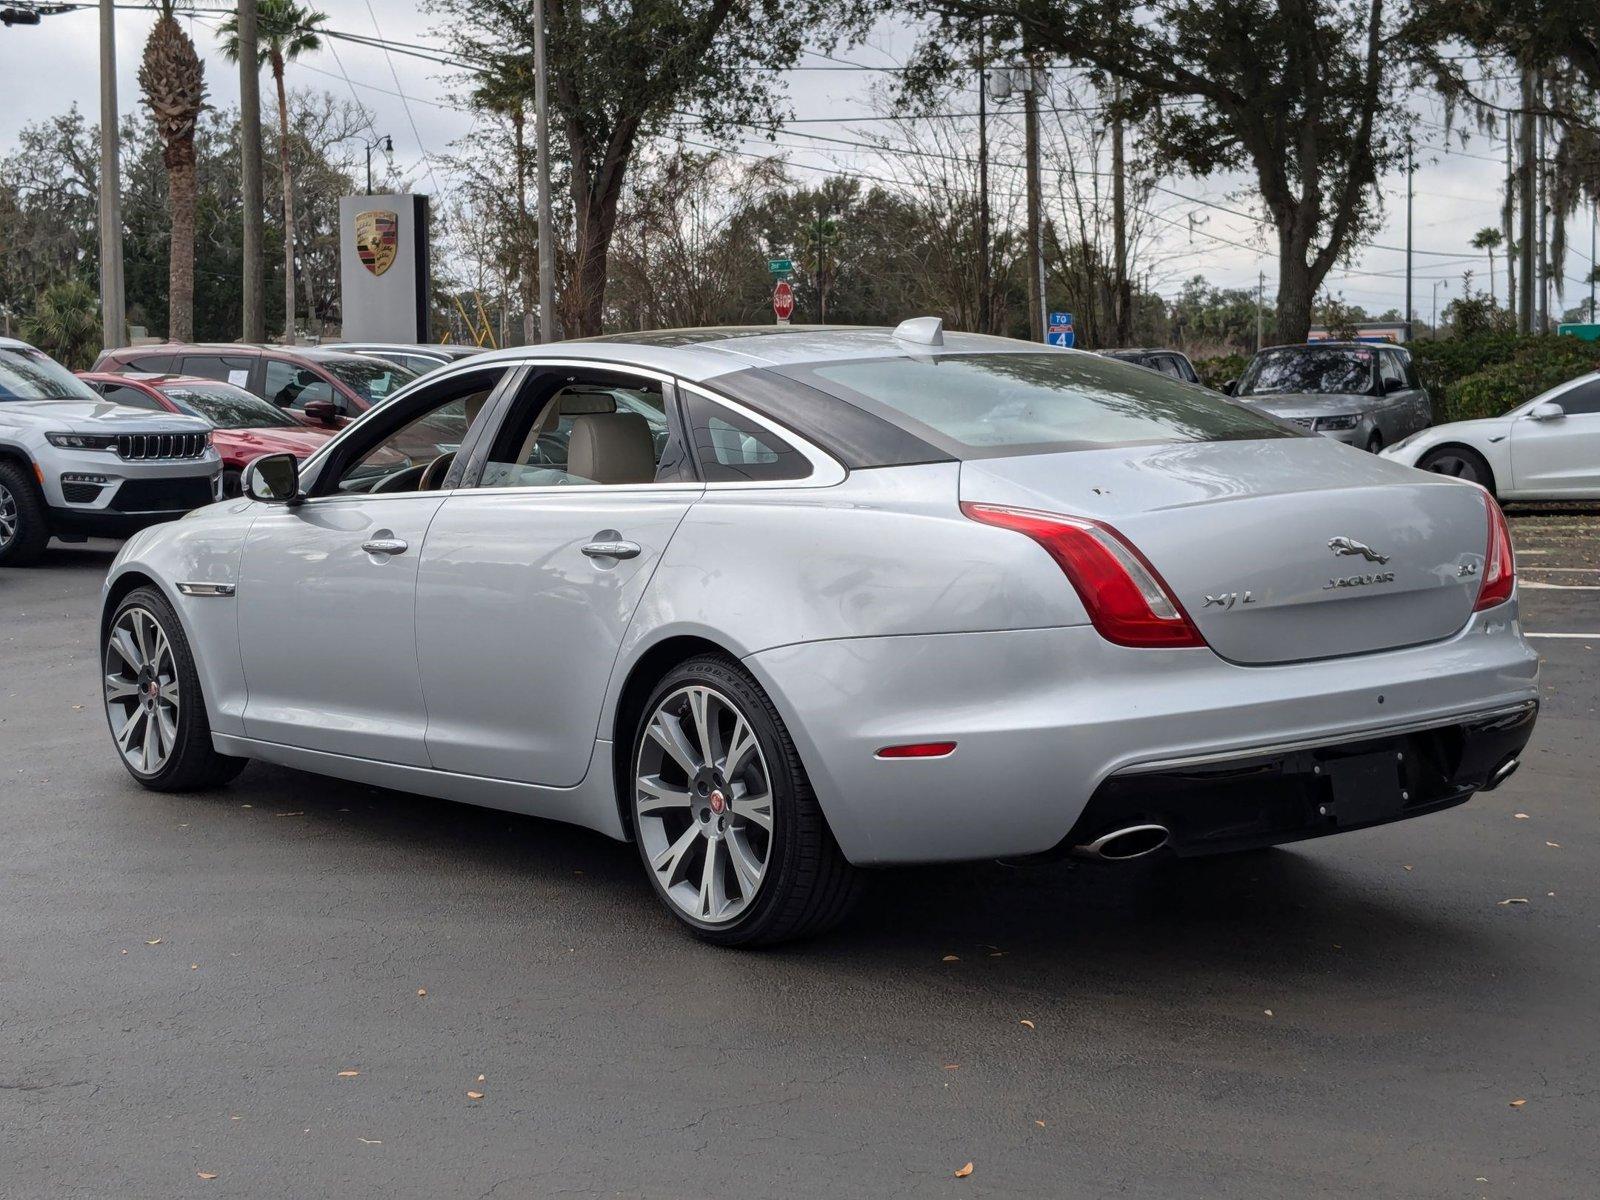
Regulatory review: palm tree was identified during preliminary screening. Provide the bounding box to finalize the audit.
[220,0,327,344]
[138,1,207,341]
[23,279,102,369]
[1471,227,1505,306]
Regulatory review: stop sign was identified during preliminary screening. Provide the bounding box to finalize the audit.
[773,279,795,322]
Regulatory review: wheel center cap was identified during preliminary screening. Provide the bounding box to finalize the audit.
[708,789,726,815]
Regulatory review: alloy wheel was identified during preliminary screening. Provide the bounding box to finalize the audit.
[0,481,16,550]
[1423,452,1484,485]
[635,684,774,926]
[104,606,181,776]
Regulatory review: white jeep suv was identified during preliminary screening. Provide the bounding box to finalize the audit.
[0,338,221,566]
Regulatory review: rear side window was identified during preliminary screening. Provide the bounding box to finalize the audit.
[98,382,164,410]
[183,355,254,388]
[1378,351,1405,391]
[127,353,174,374]
[777,352,1293,459]
[681,393,812,482]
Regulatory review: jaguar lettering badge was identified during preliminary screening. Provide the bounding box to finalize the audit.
[1324,571,1396,590]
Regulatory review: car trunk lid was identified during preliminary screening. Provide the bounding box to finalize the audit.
[960,438,1491,665]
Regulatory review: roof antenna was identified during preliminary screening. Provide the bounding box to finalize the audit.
[892,316,944,346]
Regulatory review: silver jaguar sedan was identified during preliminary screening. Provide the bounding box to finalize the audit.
[99,320,1539,945]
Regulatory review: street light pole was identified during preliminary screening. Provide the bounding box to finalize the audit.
[97,0,125,349]
[532,0,557,342]
[1432,279,1447,340]
[1404,133,1413,338]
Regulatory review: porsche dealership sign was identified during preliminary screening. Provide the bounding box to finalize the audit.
[339,194,430,341]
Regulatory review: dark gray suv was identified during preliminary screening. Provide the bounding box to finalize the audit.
[1228,342,1431,452]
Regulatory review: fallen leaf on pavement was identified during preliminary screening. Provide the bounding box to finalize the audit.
[1497,898,1529,906]
[477,1074,486,1083]
[337,1070,360,1078]
[417,988,427,996]
[274,812,303,817]
[1264,1009,1274,1017]
[1403,865,1413,871]
[1019,1019,1035,1029]
[1510,1098,1527,1107]
[1514,813,1529,820]
[197,1172,218,1180]
[1035,1120,1046,1128]
[358,1138,382,1145]
[1546,841,1561,848]
[942,954,959,962]
[467,1091,484,1100]
[954,1162,974,1178]
[943,1064,959,1070]
[146,939,162,945]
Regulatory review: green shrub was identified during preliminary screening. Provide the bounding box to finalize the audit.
[1425,335,1600,423]
[1193,353,1248,390]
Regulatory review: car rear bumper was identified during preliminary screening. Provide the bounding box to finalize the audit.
[743,604,1540,865]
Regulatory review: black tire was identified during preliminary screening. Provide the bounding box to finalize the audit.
[103,585,248,792]
[221,469,243,498]
[1416,445,1495,495]
[0,459,51,567]
[630,653,861,947]
[1365,431,1384,453]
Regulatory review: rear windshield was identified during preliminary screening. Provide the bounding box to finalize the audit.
[1237,346,1377,397]
[0,347,100,402]
[161,382,301,429]
[774,352,1293,458]
[317,357,417,405]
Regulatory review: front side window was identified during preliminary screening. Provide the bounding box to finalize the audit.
[1237,347,1378,397]
[1554,378,1600,416]
[0,348,102,402]
[264,358,335,411]
[328,373,505,495]
[778,352,1292,459]
[476,372,682,488]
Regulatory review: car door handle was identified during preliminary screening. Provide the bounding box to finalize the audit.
[581,539,641,560]
[361,537,409,556]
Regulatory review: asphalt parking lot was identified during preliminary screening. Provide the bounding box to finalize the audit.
[2,511,1596,1200]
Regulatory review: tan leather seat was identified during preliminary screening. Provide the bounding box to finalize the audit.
[567,413,656,484]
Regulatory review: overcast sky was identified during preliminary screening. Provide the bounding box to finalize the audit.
[2,2,1595,321]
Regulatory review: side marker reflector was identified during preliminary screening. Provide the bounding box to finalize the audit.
[875,742,957,760]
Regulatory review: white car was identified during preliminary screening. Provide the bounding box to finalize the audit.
[1381,371,1600,498]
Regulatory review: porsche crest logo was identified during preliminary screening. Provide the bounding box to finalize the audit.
[354,209,399,276]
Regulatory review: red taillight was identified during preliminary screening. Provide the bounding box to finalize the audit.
[961,502,1206,649]
[1473,489,1515,611]
[875,741,957,759]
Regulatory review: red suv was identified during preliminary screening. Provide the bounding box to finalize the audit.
[93,343,418,428]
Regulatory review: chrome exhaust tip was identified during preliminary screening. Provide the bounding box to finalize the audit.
[1071,823,1171,862]
[1483,757,1520,791]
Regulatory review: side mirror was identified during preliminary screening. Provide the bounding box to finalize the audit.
[1383,376,1407,394]
[242,452,301,503]
[1526,400,1565,422]
[303,398,338,427]
[1221,379,1237,396]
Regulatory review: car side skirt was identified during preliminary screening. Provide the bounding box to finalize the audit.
[210,733,627,841]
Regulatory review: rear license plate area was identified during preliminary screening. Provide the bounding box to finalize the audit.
[1317,749,1405,826]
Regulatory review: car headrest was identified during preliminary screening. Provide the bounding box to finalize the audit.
[558,390,618,416]
[566,413,656,485]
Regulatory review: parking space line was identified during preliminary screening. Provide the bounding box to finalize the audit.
[1518,582,1600,591]
[1525,632,1600,640]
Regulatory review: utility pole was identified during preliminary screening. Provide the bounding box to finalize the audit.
[1404,133,1413,338]
[1503,112,1516,325]
[1517,64,1536,335]
[1111,77,1130,345]
[239,0,264,343]
[532,0,557,342]
[1023,59,1046,343]
[976,22,991,335]
[1590,200,1597,322]
[96,0,125,349]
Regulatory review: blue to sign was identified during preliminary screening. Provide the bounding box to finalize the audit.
[1047,310,1075,348]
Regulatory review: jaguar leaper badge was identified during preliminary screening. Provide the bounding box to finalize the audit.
[354,209,399,276]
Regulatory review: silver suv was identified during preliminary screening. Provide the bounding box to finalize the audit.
[0,338,221,566]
